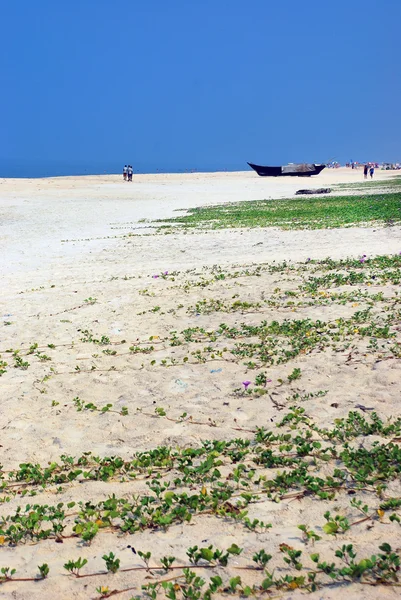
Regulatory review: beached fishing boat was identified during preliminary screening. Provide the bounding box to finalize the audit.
[247,162,326,177]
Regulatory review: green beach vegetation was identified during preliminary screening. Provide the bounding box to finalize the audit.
[333,175,401,192]
[2,253,401,597]
[156,191,401,231]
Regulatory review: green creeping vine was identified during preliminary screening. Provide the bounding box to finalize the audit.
[1,411,401,547]
[1,410,401,495]
[1,257,400,380]
[72,396,128,416]
[0,542,399,596]
[1,254,401,597]
[167,308,399,369]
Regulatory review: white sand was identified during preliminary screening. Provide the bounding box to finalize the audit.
[1,168,399,278]
[0,168,400,599]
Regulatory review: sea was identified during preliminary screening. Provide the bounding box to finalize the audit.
[0,158,246,178]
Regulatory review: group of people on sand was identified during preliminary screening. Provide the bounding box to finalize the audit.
[122,165,133,181]
[363,164,375,179]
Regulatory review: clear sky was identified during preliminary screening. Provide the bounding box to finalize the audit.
[1,0,400,176]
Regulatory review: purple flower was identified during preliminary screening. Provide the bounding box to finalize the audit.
[242,380,252,389]
[306,258,311,262]
[152,275,159,279]
[266,378,272,383]
[163,271,169,276]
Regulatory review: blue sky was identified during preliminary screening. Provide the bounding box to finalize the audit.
[1,0,400,175]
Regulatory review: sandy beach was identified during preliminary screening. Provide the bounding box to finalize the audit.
[1,168,399,278]
[1,168,401,599]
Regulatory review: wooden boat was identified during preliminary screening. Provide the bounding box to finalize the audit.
[247,162,326,177]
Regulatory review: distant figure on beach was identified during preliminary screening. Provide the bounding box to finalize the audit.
[123,165,128,181]
[369,165,374,179]
[127,165,133,182]
[363,164,368,179]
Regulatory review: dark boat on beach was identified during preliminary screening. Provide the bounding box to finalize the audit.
[248,162,326,177]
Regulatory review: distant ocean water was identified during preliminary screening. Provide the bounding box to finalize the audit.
[0,159,247,178]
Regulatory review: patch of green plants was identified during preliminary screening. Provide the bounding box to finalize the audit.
[164,308,399,369]
[2,252,401,598]
[334,175,401,192]
[0,360,7,376]
[72,396,128,416]
[79,330,111,345]
[0,535,399,596]
[155,192,401,230]
[13,351,29,370]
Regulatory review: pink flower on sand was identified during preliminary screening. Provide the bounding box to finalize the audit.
[152,275,159,279]
[163,271,169,276]
[242,381,252,389]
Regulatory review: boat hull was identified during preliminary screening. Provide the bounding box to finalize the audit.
[248,163,326,177]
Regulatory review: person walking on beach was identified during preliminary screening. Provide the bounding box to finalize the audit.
[127,165,133,182]
[123,165,128,181]
[363,164,368,179]
[369,165,375,179]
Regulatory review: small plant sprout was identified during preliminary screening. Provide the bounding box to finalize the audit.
[13,351,29,370]
[38,563,49,579]
[73,521,99,544]
[280,543,303,570]
[138,550,152,570]
[288,368,302,382]
[63,557,88,577]
[160,556,176,572]
[102,552,120,573]
[228,576,242,593]
[252,549,272,569]
[254,372,272,387]
[0,567,16,582]
[298,524,322,544]
[227,543,243,556]
[323,511,350,535]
